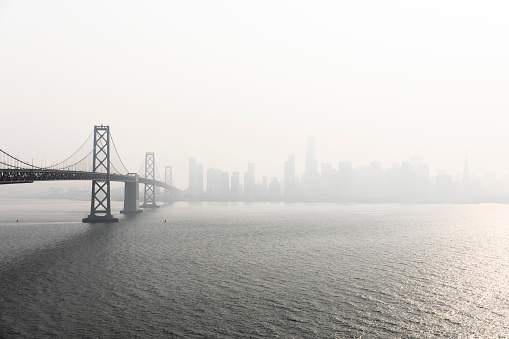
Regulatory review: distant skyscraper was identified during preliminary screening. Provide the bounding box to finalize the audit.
[231,172,240,200]
[284,154,296,201]
[302,136,319,199]
[221,172,230,197]
[269,177,281,201]
[244,163,255,201]
[206,168,222,196]
[189,158,204,196]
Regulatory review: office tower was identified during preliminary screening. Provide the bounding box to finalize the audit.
[436,171,454,202]
[285,154,295,184]
[302,136,319,199]
[206,168,222,197]
[321,163,338,200]
[221,171,230,198]
[284,154,296,200]
[338,161,352,201]
[269,177,281,201]
[231,172,240,201]
[244,163,255,201]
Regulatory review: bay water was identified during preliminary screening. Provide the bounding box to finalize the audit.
[1,199,508,337]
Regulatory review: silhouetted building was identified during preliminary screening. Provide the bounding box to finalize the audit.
[221,172,230,200]
[188,158,204,198]
[284,154,296,201]
[338,161,352,201]
[435,170,456,202]
[244,163,256,201]
[321,163,338,200]
[206,168,221,198]
[269,177,281,201]
[231,172,240,201]
[302,136,320,199]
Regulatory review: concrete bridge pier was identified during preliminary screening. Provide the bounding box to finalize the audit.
[120,174,143,214]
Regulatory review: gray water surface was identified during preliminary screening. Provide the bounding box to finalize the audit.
[1,200,508,338]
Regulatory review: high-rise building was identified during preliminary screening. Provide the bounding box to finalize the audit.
[189,158,204,197]
[244,163,255,201]
[231,172,240,201]
[284,154,296,200]
[221,172,230,198]
[302,136,320,199]
[338,161,352,201]
[269,177,281,201]
[206,168,222,197]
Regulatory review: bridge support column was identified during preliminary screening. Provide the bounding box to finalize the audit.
[120,174,143,214]
[141,152,159,208]
[83,125,119,223]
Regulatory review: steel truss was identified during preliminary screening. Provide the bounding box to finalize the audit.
[83,125,119,223]
[164,166,172,203]
[141,152,158,208]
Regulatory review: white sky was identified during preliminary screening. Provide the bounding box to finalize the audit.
[1,1,509,188]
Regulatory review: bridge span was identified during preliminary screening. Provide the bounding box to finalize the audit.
[0,125,176,223]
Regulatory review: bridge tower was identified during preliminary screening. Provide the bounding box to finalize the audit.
[83,125,119,223]
[164,166,173,204]
[141,152,159,208]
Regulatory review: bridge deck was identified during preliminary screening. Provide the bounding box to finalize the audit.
[0,169,173,190]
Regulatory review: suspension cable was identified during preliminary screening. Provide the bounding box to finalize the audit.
[0,149,42,169]
[110,132,130,174]
[155,163,163,182]
[59,150,93,171]
[0,131,93,171]
[0,160,23,169]
[43,131,93,169]
[136,160,145,176]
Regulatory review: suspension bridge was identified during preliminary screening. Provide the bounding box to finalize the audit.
[0,125,175,223]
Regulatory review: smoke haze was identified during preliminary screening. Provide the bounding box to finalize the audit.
[1,1,509,189]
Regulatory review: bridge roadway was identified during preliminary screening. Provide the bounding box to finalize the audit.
[0,169,173,190]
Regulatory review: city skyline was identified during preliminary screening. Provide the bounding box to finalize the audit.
[182,136,509,203]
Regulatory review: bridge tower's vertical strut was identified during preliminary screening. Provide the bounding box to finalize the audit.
[83,125,119,223]
[164,166,173,204]
[141,152,159,208]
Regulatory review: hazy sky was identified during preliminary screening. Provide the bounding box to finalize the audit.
[1,1,509,188]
